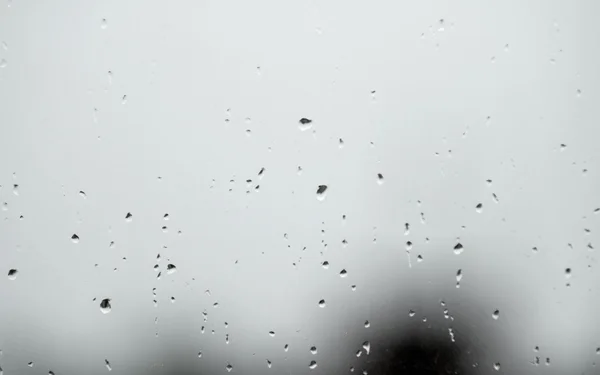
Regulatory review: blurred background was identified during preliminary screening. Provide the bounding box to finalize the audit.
[1,0,599,374]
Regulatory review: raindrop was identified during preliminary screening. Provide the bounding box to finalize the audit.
[71,234,80,243]
[351,285,357,291]
[364,320,370,328]
[453,242,464,254]
[100,298,111,314]
[492,309,500,320]
[316,185,328,201]
[404,223,410,235]
[1,41,6,50]
[377,173,384,185]
[1,202,7,211]
[486,179,493,186]
[318,299,326,308]
[297,166,303,175]
[122,95,127,104]
[321,261,329,269]
[105,359,112,371]
[493,363,500,371]
[409,309,416,317]
[163,213,169,220]
[266,360,272,368]
[12,184,19,195]
[310,346,317,354]
[406,241,413,250]
[79,191,87,198]
[226,364,233,372]
[339,269,347,277]
[269,331,275,337]
[7,269,17,280]
[0,59,7,68]
[125,212,132,222]
[197,351,202,358]
[101,18,108,29]
[28,362,33,367]
[171,297,176,303]
[417,255,423,262]
[476,203,483,213]
[299,118,313,131]
[167,264,177,274]
[309,360,318,370]
[284,344,289,352]
[565,268,572,278]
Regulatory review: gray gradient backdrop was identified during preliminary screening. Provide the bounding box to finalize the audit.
[1,0,599,374]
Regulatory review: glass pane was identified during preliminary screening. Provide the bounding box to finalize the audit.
[1,1,599,374]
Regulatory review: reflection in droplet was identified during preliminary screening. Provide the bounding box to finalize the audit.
[7,269,17,280]
[100,298,111,314]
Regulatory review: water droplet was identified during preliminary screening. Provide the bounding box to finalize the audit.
[266,360,272,368]
[406,241,413,251]
[310,346,317,354]
[269,331,275,337]
[125,212,132,222]
[492,309,500,320]
[284,344,289,352]
[0,59,7,68]
[167,264,177,274]
[71,234,80,243]
[122,95,127,104]
[12,184,19,195]
[376,173,384,185]
[456,269,463,283]
[362,341,371,355]
[576,89,582,97]
[79,191,87,198]
[297,166,303,175]
[565,268,572,278]
[7,269,17,280]
[404,223,410,235]
[318,299,326,308]
[339,269,347,277]
[27,362,33,367]
[408,309,416,317]
[299,118,313,131]
[351,284,357,291]
[197,351,202,358]
[493,362,500,371]
[504,44,509,52]
[476,203,483,213]
[492,193,499,203]
[1,41,7,50]
[101,18,108,29]
[560,143,567,151]
[486,179,493,186]
[453,242,464,254]
[100,298,111,314]
[309,360,318,370]
[105,359,112,371]
[226,364,233,372]
[1,202,8,211]
[316,185,328,201]
[364,320,370,328]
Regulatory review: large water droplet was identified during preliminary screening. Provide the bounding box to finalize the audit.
[310,346,317,354]
[339,269,347,277]
[316,185,328,201]
[309,361,318,370]
[100,298,111,314]
[492,309,500,320]
[318,299,326,308]
[7,269,17,280]
[453,242,464,254]
[299,118,313,131]
[71,234,80,243]
[167,264,177,274]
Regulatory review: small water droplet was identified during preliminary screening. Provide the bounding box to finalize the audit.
[376,173,384,185]
[71,234,80,243]
[406,241,413,251]
[266,359,271,368]
[310,346,317,354]
[297,166,303,175]
[0,59,7,68]
[339,269,347,277]
[1,41,7,50]
[122,94,127,104]
[299,118,313,131]
[476,203,483,213]
[27,362,33,367]
[408,309,416,317]
[125,212,133,222]
[493,362,500,371]
[504,44,509,52]
[316,185,328,201]
[268,331,275,337]
[565,268,572,278]
[351,284,357,291]
[318,299,326,308]
[12,184,19,195]
[309,360,318,370]
[7,269,17,280]
[100,298,111,314]
[1,202,8,211]
[284,344,289,352]
[101,19,108,29]
[167,264,177,274]
[417,255,423,262]
[364,320,370,328]
[492,309,500,320]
